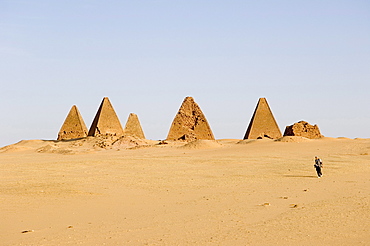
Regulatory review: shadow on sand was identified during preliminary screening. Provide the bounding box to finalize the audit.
[284,175,318,178]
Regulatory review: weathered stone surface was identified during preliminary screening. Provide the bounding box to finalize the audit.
[167,97,215,141]
[244,98,282,139]
[283,121,323,139]
[88,97,124,137]
[57,105,88,140]
[124,113,145,139]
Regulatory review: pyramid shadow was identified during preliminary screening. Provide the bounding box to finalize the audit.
[41,138,86,143]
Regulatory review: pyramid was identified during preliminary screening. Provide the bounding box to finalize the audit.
[88,97,124,137]
[243,98,282,139]
[57,105,88,140]
[167,97,215,141]
[124,113,146,139]
[284,121,323,139]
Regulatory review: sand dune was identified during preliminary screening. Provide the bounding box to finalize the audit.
[275,136,312,142]
[0,136,157,155]
[0,137,369,245]
[180,140,223,149]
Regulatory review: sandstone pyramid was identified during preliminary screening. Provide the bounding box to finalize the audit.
[57,105,88,140]
[88,97,124,137]
[124,113,145,139]
[167,97,215,141]
[284,121,323,139]
[244,98,282,139]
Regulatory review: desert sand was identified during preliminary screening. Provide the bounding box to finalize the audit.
[1,137,369,245]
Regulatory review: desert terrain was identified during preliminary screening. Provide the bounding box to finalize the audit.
[1,137,369,245]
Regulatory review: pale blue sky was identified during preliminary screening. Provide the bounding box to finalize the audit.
[1,0,369,147]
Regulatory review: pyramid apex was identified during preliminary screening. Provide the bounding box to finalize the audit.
[102,97,111,103]
[183,96,194,102]
[70,105,78,112]
[257,98,268,103]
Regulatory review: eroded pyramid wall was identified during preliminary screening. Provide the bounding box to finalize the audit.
[57,105,88,140]
[167,97,215,141]
[244,98,282,139]
[88,97,124,137]
[284,121,323,139]
[124,113,145,139]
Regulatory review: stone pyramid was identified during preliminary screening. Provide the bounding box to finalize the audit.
[167,97,215,141]
[284,121,323,139]
[57,105,88,140]
[88,97,124,137]
[124,113,146,139]
[244,98,282,139]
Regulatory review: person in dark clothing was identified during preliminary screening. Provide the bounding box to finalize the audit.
[314,156,323,178]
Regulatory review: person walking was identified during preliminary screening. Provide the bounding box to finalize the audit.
[314,156,323,178]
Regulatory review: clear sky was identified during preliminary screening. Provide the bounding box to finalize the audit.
[1,0,369,147]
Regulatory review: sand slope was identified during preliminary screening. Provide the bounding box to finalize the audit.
[180,140,223,149]
[0,138,369,245]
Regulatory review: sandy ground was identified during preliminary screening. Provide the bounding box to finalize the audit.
[0,137,369,245]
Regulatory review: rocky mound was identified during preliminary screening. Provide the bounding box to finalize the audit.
[78,135,153,150]
[283,121,323,139]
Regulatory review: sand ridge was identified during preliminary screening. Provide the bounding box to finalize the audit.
[179,140,223,149]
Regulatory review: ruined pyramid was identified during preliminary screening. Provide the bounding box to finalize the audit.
[243,98,282,139]
[167,97,215,141]
[124,113,146,139]
[57,105,88,140]
[284,121,323,139]
[88,97,124,137]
